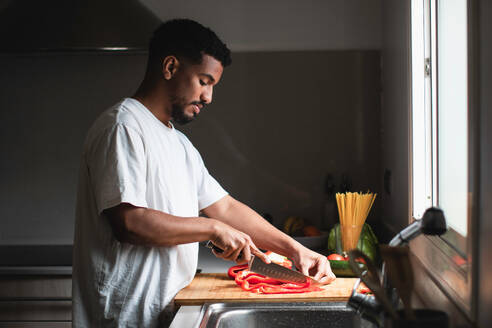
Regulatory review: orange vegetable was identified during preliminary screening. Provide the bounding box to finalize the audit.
[303,225,322,236]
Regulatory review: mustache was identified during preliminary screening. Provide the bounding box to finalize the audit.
[191,101,206,108]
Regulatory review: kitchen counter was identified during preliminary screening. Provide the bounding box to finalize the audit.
[170,275,360,328]
[175,274,357,305]
[0,243,355,327]
[171,271,359,327]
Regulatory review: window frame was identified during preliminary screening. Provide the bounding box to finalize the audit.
[409,0,478,320]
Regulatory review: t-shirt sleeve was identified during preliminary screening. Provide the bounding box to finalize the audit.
[193,148,228,210]
[86,123,148,214]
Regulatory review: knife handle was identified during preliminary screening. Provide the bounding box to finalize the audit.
[205,241,243,259]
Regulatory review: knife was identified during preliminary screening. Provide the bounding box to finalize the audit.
[205,241,322,286]
[248,255,323,286]
[205,240,243,258]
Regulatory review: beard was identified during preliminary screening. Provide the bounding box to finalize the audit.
[171,98,205,126]
[171,102,195,125]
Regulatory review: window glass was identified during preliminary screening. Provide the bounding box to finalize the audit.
[437,0,468,237]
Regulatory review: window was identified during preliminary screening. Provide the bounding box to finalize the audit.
[410,0,475,317]
[412,0,468,245]
[436,0,468,240]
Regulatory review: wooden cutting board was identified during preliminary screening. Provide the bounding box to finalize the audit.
[174,273,358,306]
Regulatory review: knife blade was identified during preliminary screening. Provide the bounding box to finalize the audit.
[248,255,323,286]
[205,241,322,286]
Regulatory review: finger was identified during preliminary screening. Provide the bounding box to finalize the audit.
[220,246,235,259]
[313,261,325,281]
[212,246,233,260]
[300,263,309,276]
[250,245,271,264]
[319,273,336,284]
[314,264,333,282]
[240,244,252,264]
[235,255,248,265]
[211,248,224,259]
[318,260,337,284]
[229,246,243,263]
[326,262,336,281]
[323,260,336,281]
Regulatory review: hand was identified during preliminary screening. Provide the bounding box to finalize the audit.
[291,246,336,284]
[210,220,271,265]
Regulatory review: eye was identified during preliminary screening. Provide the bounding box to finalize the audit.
[199,79,206,86]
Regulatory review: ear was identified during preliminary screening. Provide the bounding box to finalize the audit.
[162,56,180,80]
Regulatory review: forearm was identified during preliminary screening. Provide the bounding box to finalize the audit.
[211,199,302,258]
[203,196,335,282]
[105,204,217,247]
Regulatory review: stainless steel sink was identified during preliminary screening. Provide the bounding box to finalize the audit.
[197,302,376,328]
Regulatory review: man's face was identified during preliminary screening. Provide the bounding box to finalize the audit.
[168,54,224,125]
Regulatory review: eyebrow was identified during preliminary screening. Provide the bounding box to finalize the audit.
[199,73,215,83]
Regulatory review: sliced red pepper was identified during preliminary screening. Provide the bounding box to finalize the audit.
[243,274,283,285]
[229,265,323,295]
[357,283,371,294]
[241,278,321,294]
[227,264,248,279]
[261,285,322,294]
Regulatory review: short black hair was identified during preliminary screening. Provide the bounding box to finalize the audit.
[148,19,232,69]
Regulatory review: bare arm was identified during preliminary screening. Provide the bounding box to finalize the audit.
[203,195,336,283]
[104,203,215,246]
[103,202,270,262]
[203,196,297,256]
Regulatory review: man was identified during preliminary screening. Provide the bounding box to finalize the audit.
[72,19,335,327]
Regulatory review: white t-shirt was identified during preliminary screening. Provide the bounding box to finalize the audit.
[72,98,227,327]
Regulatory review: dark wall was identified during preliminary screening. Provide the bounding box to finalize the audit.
[477,0,492,326]
[0,51,382,245]
[0,54,145,245]
[380,0,411,240]
[181,51,382,229]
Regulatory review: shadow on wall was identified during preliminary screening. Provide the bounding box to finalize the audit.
[0,50,382,245]
[182,51,382,230]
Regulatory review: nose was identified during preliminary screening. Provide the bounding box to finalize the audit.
[201,86,213,105]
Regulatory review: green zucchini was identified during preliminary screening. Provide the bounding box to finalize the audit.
[329,259,366,277]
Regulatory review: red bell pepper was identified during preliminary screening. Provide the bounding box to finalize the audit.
[228,263,323,295]
[357,283,371,294]
[227,264,248,279]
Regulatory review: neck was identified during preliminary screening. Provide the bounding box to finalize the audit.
[133,77,173,127]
